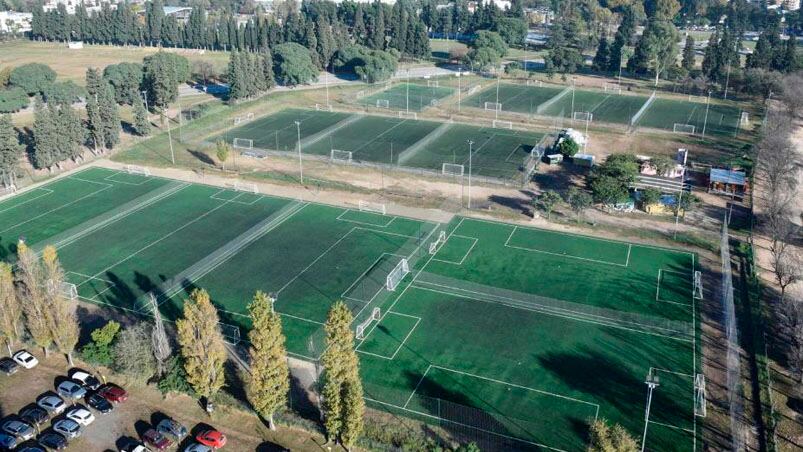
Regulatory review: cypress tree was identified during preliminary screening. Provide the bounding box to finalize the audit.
[98,81,120,149]
[133,94,151,136]
[148,0,165,45]
[261,50,275,89]
[52,99,85,162]
[85,68,106,151]
[592,36,610,72]
[0,114,22,186]
[227,51,244,101]
[32,96,58,170]
[681,35,695,71]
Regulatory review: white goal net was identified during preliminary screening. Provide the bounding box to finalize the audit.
[399,111,418,119]
[60,282,78,301]
[492,120,513,129]
[233,181,259,194]
[315,103,333,112]
[125,165,151,176]
[573,111,593,122]
[673,123,696,134]
[1,185,17,196]
[442,162,464,176]
[358,200,386,215]
[604,83,621,94]
[695,373,706,417]
[233,138,254,150]
[429,230,447,254]
[427,80,439,87]
[484,102,502,112]
[355,307,381,339]
[740,112,749,127]
[376,99,390,109]
[219,322,241,345]
[694,270,703,300]
[386,258,410,291]
[330,149,353,164]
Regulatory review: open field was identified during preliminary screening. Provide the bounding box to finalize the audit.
[359,82,456,111]
[1,167,700,450]
[636,98,744,137]
[220,109,543,181]
[541,90,649,124]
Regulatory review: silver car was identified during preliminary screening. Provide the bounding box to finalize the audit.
[156,418,188,441]
[1,419,35,441]
[36,395,67,415]
[52,419,82,440]
[56,381,87,400]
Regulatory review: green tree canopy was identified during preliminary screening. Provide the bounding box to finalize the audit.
[44,81,86,106]
[493,17,527,47]
[9,63,56,95]
[103,62,144,105]
[0,88,29,113]
[470,30,508,57]
[333,45,399,83]
[273,43,319,86]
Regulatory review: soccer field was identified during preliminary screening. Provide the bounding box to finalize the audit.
[224,108,352,152]
[360,83,456,111]
[466,83,566,115]
[636,98,743,137]
[540,90,649,124]
[2,167,701,451]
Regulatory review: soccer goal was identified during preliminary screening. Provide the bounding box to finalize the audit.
[330,149,353,164]
[694,270,703,300]
[219,322,241,345]
[526,80,543,87]
[386,258,410,291]
[604,83,621,94]
[673,123,696,134]
[484,102,502,112]
[573,111,593,122]
[0,185,16,197]
[60,282,78,301]
[233,181,259,194]
[399,111,418,119]
[358,200,386,215]
[376,99,390,109]
[315,103,333,112]
[695,373,706,417]
[233,116,243,125]
[492,119,513,129]
[740,112,750,127]
[356,90,366,98]
[125,165,151,176]
[442,162,464,177]
[427,80,440,87]
[233,138,254,150]
[355,307,381,339]
[429,230,447,255]
[430,99,440,107]
[246,113,254,121]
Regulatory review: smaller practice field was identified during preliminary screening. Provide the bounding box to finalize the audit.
[360,83,456,111]
[540,90,649,125]
[466,83,566,115]
[636,98,744,137]
[222,108,352,152]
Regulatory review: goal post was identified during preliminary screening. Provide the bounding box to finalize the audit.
[442,162,464,177]
[233,181,259,194]
[376,99,390,109]
[694,373,706,417]
[673,123,696,134]
[358,200,386,215]
[484,102,502,112]
[604,83,621,94]
[694,270,703,300]
[398,111,418,119]
[315,103,333,112]
[60,282,78,301]
[739,112,749,127]
[355,307,381,339]
[219,322,241,345]
[427,80,440,87]
[428,230,447,254]
[573,111,593,122]
[233,138,254,150]
[492,119,513,129]
[0,184,16,197]
[330,149,353,164]
[386,258,410,291]
[125,165,151,176]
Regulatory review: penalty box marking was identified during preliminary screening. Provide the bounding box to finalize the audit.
[336,209,396,228]
[356,311,421,360]
[341,252,407,306]
[209,188,261,205]
[432,234,478,266]
[103,171,151,186]
[655,269,694,306]
[0,188,55,215]
[504,225,631,267]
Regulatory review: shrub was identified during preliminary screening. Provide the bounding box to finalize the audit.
[0,87,29,113]
[81,320,121,367]
[157,356,194,395]
[113,324,156,381]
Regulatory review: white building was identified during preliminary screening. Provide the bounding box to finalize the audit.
[0,11,32,33]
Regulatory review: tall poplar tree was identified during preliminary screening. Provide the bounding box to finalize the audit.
[0,114,22,187]
[0,262,22,356]
[16,242,53,356]
[41,246,79,365]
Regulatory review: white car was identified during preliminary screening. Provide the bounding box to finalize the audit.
[66,407,95,426]
[11,350,38,369]
[36,394,67,415]
[53,419,82,440]
[184,443,212,452]
[69,370,101,390]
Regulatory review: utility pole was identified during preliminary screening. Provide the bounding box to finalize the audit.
[457,69,462,112]
[295,120,303,184]
[467,140,474,209]
[166,107,175,165]
[495,65,501,120]
[406,69,410,113]
[702,90,711,138]
[641,373,660,452]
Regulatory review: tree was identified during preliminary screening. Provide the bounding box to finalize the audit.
[31,96,59,170]
[273,43,319,86]
[471,30,507,57]
[589,154,638,206]
[681,36,696,71]
[148,293,172,376]
[592,37,610,72]
[103,62,143,105]
[627,20,679,80]
[114,323,157,381]
[176,288,227,406]
[0,114,22,186]
[9,63,56,95]
[0,262,23,356]
[589,419,639,451]
[651,155,675,176]
[215,140,230,170]
[772,246,801,302]
[566,187,592,223]
[133,94,151,137]
[143,52,190,112]
[533,190,561,220]
[321,301,363,446]
[41,246,79,365]
[16,242,52,356]
[779,295,803,383]
[0,88,30,114]
[81,320,120,366]
[44,81,86,105]
[493,17,526,47]
[246,291,289,430]
[558,137,580,157]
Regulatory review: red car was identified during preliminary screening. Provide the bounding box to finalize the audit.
[195,429,226,449]
[98,383,128,403]
[142,428,173,451]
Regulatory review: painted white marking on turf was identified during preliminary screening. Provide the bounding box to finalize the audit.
[355,312,421,360]
[104,172,149,186]
[336,209,395,227]
[404,364,432,408]
[648,420,695,434]
[0,188,54,214]
[0,185,111,234]
[431,235,478,266]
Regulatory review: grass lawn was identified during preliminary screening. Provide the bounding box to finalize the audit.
[1,168,701,450]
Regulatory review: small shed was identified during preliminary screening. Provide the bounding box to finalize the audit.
[544,153,563,165]
[708,168,748,198]
[572,153,595,167]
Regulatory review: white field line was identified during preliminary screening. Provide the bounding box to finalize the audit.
[356,312,421,360]
[0,185,111,234]
[655,269,695,306]
[104,172,149,186]
[431,235,478,266]
[336,209,395,228]
[504,225,629,267]
[0,188,54,214]
[340,252,406,305]
[404,364,432,408]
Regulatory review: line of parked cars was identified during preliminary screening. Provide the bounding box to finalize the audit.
[1,352,128,451]
[121,418,227,452]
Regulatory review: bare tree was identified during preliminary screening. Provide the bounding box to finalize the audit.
[149,293,172,376]
[0,262,23,356]
[114,323,156,381]
[780,72,803,118]
[772,247,802,303]
[755,111,799,210]
[778,295,803,384]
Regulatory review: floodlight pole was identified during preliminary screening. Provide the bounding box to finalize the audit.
[457,69,462,112]
[406,69,410,113]
[723,62,731,100]
[702,91,711,138]
[141,90,149,114]
[295,120,304,184]
[325,61,330,106]
[570,78,576,125]
[641,374,660,452]
[495,65,501,120]
[166,106,175,165]
[467,140,474,209]
[618,54,623,87]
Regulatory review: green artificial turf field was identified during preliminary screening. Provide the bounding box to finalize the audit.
[540,90,649,124]
[2,167,700,450]
[360,83,456,111]
[223,108,351,152]
[636,98,743,137]
[466,83,566,115]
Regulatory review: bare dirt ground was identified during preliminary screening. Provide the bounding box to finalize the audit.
[0,351,331,452]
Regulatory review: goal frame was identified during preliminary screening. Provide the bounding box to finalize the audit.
[442,162,465,177]
[315,103,333,112]
[60,282,78,301]
[386,258,410,291]
[330,149,353,164]
[0,184,16,196]
[427,80,440,87]
[694,373,706,417]
[428,230,447,254]
[484,101,502,112]
[694,270,703,300]
[355,307,381,339]
[673,123,696,134]
[398,111,417,119]
[572,111,593,122]
[358,200,386,215]
[492,119,513,129]
[233,181,259,194]
[739,112,749,127]
[219,322,241,345]
[603,83,621,94]
[233,138,254,150]
[376,99,390,109]
[125,165,151,176]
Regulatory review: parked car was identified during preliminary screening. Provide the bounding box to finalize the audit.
[19,406,49,428]
[15,442,47,452]
[37,431,68,450]
[51,420,81,440]
[36,395,66,416]
[0,357,19,375]
[121,442,152,452]
[0,432,20,450]
[85,392,114,414]
[68,370,101,391]
[97,383,128,403]
[183,443,212,452]
[195,429,226,449]
[65,407,94,427]
[56,381,86,401]
[12,350,38,369]
[2,419,35,441]
[142,429,172,451]
[156,418,187,441]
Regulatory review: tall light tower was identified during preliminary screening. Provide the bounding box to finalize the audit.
[641,373,660,452]
[295,120,303,184]
[467,140,474,209]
